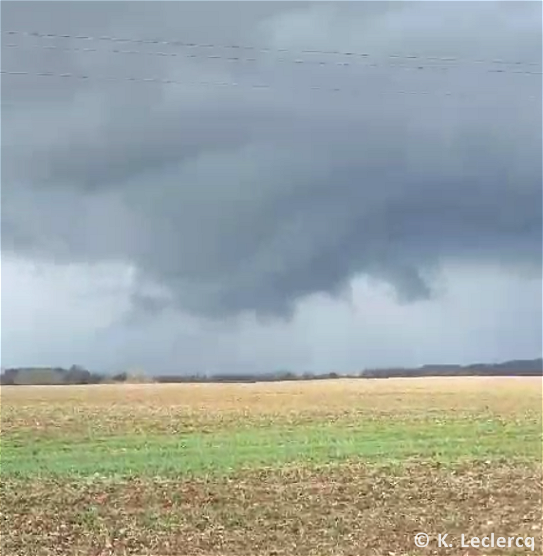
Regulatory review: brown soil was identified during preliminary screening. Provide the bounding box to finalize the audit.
[2,461,541,556]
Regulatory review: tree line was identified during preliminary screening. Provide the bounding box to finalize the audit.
[1,359,541,385]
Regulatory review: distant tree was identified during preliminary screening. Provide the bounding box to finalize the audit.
[65,365,92,384]
[112,372,128,382]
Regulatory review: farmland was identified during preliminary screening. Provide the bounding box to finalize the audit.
[1,377,541,555]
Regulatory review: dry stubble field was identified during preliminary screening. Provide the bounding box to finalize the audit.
[1,377,542,556]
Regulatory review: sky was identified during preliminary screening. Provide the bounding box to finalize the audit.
[1,1,541,375]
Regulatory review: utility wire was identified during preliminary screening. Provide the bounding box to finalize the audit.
[3,42,542,76]
[1,70,539,101]
[1,42,448,72]
[3,30,541,68]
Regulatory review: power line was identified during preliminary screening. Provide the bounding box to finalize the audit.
[0,42,447,72]
[1,70,539,101]
[3,42,542,76]
[3,30,541,69]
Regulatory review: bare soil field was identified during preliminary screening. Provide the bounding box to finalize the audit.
[1,377,541,555]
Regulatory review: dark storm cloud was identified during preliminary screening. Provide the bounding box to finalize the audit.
[2,1,541,319]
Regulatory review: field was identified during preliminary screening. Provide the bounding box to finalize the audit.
[1,377,541,555]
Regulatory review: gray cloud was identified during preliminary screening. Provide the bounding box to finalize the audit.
[1,1,541,322]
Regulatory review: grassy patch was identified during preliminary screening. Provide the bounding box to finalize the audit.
[1,416,541,477]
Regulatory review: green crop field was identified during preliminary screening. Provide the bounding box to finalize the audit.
[1,377,541,555]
